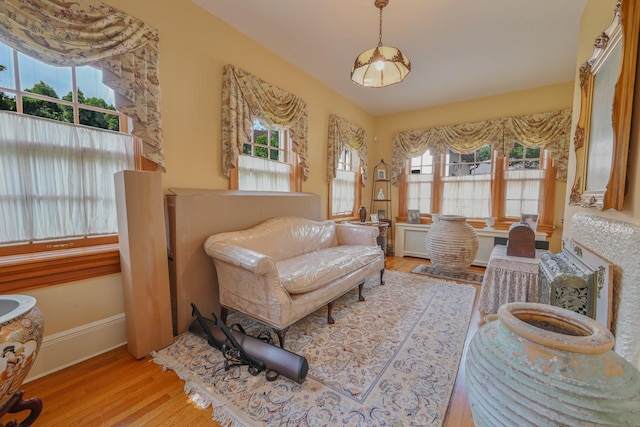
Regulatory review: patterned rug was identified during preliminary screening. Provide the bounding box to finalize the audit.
[411,263,485,285]
[152,270,476,426]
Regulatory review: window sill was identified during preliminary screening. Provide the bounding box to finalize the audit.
[0,244,121,293]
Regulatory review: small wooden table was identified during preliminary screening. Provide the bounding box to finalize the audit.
[478,245,548,314]
[345,221,389,254]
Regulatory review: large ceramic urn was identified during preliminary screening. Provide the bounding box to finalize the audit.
[465,302,640,426]
[0,295,44,408]
[425,215,478,271]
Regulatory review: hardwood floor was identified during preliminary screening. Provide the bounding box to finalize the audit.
[2,256,482,426]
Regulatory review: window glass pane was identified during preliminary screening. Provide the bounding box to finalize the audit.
[525,147,540,159]
[254,128,268,146]
[407,151,433,213]
[0,43,15,89]
[76,65,115,106]
[22,95,70,122]
[410,151,433,174]
[508,143,541,170]
[446,145,491,177]
[0,53,16,111]
[269,149,282,161]
[79,107,120,130]
[18,52,71,98]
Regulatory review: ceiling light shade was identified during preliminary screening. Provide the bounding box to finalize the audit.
[351,0,411,88]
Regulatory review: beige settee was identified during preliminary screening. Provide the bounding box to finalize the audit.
[203,216,385,348]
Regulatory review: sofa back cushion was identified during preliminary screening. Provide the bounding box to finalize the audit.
[207,216,337,261]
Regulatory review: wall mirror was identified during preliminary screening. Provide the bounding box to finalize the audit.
[570,0,640,211]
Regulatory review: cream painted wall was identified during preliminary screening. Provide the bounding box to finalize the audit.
[563,0,640,230]
[26,274,124,335]
[104,0,375,212]
[23,0,624,379]
[373,82,575,251]
[23,0,376,376]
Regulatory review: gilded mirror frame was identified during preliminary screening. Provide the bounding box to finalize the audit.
[570,0,640,211]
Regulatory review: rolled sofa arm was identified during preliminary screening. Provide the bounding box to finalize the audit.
[203,241,276,275]
[203,237,292,327]
[335,223,379,246]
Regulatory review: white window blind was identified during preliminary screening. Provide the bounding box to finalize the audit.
[407,173,432,213]
[504,169,544,217]
[238,154,290,192]
[331,169,356,215]
[441,175,491,217]
[0,111,134,245]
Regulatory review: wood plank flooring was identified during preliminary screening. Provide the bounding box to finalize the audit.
[2,256,483,426]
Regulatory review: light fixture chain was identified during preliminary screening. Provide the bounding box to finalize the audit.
[378,7,383,46]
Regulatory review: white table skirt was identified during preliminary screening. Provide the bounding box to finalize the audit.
[478,245,547,314]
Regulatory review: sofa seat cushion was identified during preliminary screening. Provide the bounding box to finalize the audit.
[277,245,382,294]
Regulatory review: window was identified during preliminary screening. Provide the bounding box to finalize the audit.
[0,43,127,131]
[400,143,554,230]
[504,143,544,217]
[406,150,434,215]
[0,41,143,291]
[233,119,297,192]
[442,145,491,217]
[330,148,361,218]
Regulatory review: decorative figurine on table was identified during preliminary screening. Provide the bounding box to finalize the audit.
[377,189,385,200]
[358,206,367,223]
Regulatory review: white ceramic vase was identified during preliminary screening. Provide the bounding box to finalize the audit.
[483,217,495,229]
[425,215,478,271]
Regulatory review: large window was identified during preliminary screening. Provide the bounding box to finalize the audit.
[442,145,492,217]
[504,143,544,217]
[400,143,554,230]
[330,147,361,218]
[0,41,143,290]
[235,119,292,192]
[407,150,434,214]
[0,41,127,131]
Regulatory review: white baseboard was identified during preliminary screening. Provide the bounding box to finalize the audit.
[25,313,127,383]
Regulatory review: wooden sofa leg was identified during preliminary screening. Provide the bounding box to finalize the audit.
[380,268,385,285]
[274,327,289,349]
[327,301,335,324]
[358,282,365,301]
[219,306,228,323]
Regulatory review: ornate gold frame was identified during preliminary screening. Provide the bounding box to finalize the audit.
[570,0,640,211]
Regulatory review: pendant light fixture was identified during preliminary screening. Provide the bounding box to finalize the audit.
[351,0,411,88]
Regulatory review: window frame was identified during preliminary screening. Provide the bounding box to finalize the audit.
[329,147,363,220]
[229,119,302,192]
[398,145,556,233]
[0,44,153,292]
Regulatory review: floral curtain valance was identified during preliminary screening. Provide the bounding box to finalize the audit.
[391,108,572,184]
[221,64,309,180]
[327,114,368,185]
[0,0,164,168]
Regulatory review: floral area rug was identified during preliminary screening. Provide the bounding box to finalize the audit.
[411,263,485,285]
[152,270,476,426]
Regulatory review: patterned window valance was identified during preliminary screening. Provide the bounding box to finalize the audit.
[221,65,309,180]
[391,109,572,184]
[327,114,368,185]
[0,0,165,169]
